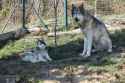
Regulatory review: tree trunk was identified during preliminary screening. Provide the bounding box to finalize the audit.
[0,0,2,10]
[0,26,49,49]
[0,28,29,48]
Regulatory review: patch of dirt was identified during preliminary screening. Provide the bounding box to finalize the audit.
[0,47,125,83]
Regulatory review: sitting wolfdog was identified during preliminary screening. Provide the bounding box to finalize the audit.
[72,3,112,57]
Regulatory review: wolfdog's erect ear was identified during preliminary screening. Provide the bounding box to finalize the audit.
[72,4,75,8]
[79,3,84,9]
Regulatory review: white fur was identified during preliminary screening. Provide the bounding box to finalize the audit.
[22,50,52,63]
[80,30,93,57]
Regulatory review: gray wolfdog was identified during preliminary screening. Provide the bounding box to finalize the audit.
[72,3,112,57]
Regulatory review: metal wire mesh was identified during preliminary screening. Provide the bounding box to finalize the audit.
[0,0,125,33]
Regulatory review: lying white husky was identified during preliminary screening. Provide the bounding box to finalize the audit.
[22,39,52,63]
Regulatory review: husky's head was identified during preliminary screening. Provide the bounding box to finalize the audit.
[72,3,85,23]
[36,39,52,62]
[36,39,46,50]
[22,39,52,63]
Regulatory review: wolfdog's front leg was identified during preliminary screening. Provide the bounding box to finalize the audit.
[85,32,93,57]
[80,37,88,56]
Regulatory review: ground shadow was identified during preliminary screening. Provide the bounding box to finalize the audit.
[0,29,125,82]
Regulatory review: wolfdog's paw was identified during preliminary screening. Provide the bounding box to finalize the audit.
[92,49,98,53]
[108,49,112,53]
[79,53,90,58]
[79,53,84,56]
[84,54,91,58]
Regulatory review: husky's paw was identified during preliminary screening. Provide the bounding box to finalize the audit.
[47,58,52,62]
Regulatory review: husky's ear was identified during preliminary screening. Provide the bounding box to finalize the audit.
[37,39,46,45]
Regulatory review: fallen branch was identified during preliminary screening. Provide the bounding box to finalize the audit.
[0,27,48,48]
[47,29,81,37]
[0,28,29,48]
[47,25,125,37]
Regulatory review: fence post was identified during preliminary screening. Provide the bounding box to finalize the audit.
[94,0,97,17]
[64,0,68,30]
[22,0,26,29]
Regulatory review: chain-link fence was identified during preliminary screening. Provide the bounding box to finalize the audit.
[0,1,125,82]
[0,0,125,33]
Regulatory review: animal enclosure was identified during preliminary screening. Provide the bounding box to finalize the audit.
[0,0,124,32]
[0,0,125,83]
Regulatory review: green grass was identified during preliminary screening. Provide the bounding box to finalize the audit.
[0,33,83,59]
[0,39,36,59]
[0,29,125,83]
[0,29,125,60]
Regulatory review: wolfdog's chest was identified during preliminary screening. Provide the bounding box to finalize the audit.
[81,27,104,41]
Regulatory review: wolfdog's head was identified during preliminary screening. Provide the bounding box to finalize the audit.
[71,3,86,22]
